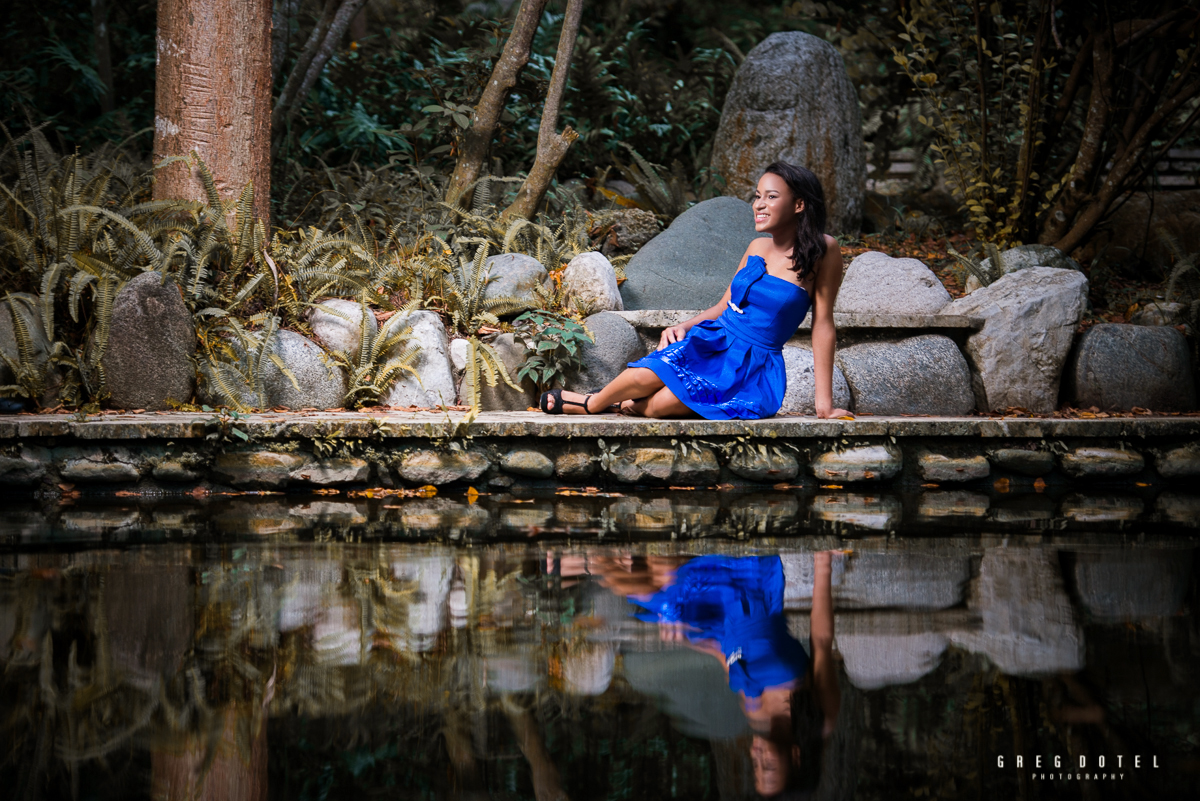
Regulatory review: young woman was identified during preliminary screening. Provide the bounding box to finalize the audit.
[539,161,852,420]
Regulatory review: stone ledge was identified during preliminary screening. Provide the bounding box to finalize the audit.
[612,310,985,331]
[1,411,1198,441]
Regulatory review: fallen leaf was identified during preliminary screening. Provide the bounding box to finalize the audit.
[1135,482,1150,487]
[820,484,843,489]
[920,483,939,488]
[773,483,804,490]
[994,477,1011,493]
[313,488,340,495]
[668,486,695,491]
[1033,477,1047,492]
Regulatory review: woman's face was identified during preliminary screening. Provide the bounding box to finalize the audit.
[753,173,804,235]
[751,735,794,796]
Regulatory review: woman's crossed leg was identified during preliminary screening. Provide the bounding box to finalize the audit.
[542,367,697,419]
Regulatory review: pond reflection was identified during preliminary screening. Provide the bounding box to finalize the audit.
[1,533,1196,800]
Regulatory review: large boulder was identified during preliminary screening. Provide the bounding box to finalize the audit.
[949,548,1084,676]
[482,253,548,313]
[620,197,767,310]
[0,293,61,406]
[309,298,377,359]
[457,333,537,410]
[100,273,197,410]
[710,31,866,235]
[562,312,645,392]
[777,344,852,414]
[964,243,1080,293]
[1072,549,1194,620]
[835,335,975,415]
[202,330,346,410]
[384,310,457,408]
[267,330,347,409]
[942,267,1088,412]
[1062,323,1196,411]
[834,252,951,314]
[563,252,623,315]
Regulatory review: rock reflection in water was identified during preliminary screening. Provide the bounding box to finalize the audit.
[0,539,1196,800]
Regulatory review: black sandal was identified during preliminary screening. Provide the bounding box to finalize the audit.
[539,389,607,414]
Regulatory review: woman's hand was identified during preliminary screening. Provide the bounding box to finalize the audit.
[657,324,688,350]
[815,405,854,419]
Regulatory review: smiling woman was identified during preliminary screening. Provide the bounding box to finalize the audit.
[540,161,853,420]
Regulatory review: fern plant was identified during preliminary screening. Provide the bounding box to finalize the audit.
[946,242,1007,289]
[611,141,690,221]
[326,293,423,409]
[196,315,300,413]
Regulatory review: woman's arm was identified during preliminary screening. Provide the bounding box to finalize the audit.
[811,237,852,418]
[657,250,752,350]
[811,550,841,736]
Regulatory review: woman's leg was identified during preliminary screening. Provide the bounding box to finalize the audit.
[620,385,696,419]
[543,367,665,414]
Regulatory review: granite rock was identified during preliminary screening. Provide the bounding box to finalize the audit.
[728,447,800,483]
[482,253,548,313]
[563,252,623,315]
[457,333,538,411]
[1059,446,1145,479]
[987,448,1055,476]
[100,273,197,410]
[1154,441,1200,478]
[268,331,347,410]
[835,251,951,314]
[942,267,1087,412]
[809,492,902,530]
[810,443,903,482]
[500,449,555,478]
[384,310,457,408]
[620,197,767,310]
[964,243,1080,293]
[1072,550,1193,620]
[1130,301,1188,327]
[309,298,377,359]
[397,449,490,485]
[835,335,974,415]
[289,457,370,485]
[0,445,50,486]
[59,447,142,483]
[915,450,990,482]
[555,450,596,481]
[562,312,645,392]
[778,344,852,415]
[1063,323,1196,412]
[212,451,309,488]
[710,31,865,235]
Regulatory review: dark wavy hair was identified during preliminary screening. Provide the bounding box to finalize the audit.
[760,161,828,282]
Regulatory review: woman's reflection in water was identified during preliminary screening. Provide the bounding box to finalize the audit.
[580,550,840,799]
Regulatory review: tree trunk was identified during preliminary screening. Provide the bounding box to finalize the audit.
[90,0,115,114]
[444,0,550,212]
[153,0,274,224]
[498,0,585,224]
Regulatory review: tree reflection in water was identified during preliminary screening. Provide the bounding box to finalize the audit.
[0,540,1195,800]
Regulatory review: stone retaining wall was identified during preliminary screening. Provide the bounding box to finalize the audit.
[2,412,1198,494]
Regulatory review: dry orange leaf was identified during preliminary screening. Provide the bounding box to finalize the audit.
[920,483,939,488]
[994,477,1011,492]
[1033,477,1047,492]
[820,484,843,489]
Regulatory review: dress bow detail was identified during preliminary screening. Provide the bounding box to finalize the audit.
[729,255,768,314]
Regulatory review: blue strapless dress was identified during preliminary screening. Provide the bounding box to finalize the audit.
[627,255,811,419]
[629,555,808,699]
